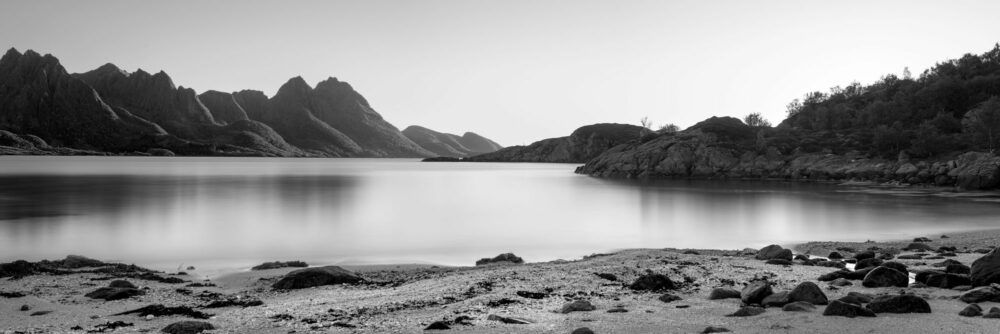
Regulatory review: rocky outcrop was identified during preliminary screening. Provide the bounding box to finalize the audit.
[972,247,1000,286]
[576,116,1000,190]
[402,125,503,157]
[198,90,250,125]
[272,266,363,289]
[467,123,643,163]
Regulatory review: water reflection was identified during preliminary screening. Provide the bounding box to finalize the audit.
[1,156,999,271]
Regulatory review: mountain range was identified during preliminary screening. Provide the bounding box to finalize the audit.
[0,48,501,157]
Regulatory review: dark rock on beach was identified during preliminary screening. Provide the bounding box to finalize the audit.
[862,267,908,288]
[629,273,676,291]
[425,321,451,330]
[487,314,534,324]
[782,301,817,312]
[755,245,793,261]
[972,247,1000,286]
[959,304,983,317]
[741,280,773,305]
[272,266,363,290]
[708,287,742,300]
[866,294,931,313]
[658,293,682,303]
[788,281,828,305]
[114,304,212,319]
[838,292,874,305]
[959,285,1000,303]
[560,300,596,313]
[823,300,876,318]
[161,321,215,334]
[85,286,143,301]
[571,327,596,334]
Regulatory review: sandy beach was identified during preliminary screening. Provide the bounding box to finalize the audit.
[2,229,1000,334]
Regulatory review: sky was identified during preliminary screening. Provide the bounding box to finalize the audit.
[2,0,999,146]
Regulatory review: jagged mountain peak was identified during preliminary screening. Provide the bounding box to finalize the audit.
[275,76,313,97]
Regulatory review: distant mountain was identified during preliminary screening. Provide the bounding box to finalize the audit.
[465,123,644,163]
[402,125,503,157]
[0,48,433,157]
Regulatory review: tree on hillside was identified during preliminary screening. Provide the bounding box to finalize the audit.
[743,112,772,128]
[657,123,679,134]
[963,96,1000,153]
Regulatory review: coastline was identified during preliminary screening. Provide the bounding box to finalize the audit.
[3,228,999,333]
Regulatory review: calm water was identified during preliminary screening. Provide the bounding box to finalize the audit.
[1,156,999,272]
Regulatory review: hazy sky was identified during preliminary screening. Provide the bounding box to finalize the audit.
[2,1,999,146]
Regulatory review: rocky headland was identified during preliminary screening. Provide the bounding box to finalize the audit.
[576,117,1000,190]
[3,230,1000,333]
[462,123,644,163]
[402,125,503,158]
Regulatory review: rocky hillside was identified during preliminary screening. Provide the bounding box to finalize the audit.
[576,117,1000,190]
[465,123,644,163]
[0,48,432,157]
[402,125,502,157]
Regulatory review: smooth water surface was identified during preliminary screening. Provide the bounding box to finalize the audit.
[1,156,999,271]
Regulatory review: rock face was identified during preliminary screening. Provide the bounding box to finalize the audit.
[271,266,363,290]
[972,247,1000,286]
[0,48,433,157]
[467,123,644,163]
[402,125,503,157]
[0,49,165,152]
[575,115,1000,190]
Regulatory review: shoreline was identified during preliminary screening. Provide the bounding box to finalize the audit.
[3,228,999,333]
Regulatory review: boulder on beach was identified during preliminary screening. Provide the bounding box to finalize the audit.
[925,273,972,289]
[880,261,908,274]
[788,281,828,305]
[972,247,1000,286]
[571,327,596,334]
[823,300,876,318]
[85,287,143,301]
[854,258,883,270]
[560,300,596,313]
[762,291,791,307]
[959,304,983,317]
[658,293,682,303]
[783,301,817,312]
[905,243,934,252]
[755,245,792,261]
[866,294,931,313]
[60,255,105,268]
[862,267,908,288]
[629,273,676,291]
[487,314,534,324]
[108,280,137,289]
[271,266,363,290]
[708,287,741,300]
[741,280,773,305]
[854,250,876,261]
[475,253,524,266]
[959,285,1000,303]
[838,292,874,305]
[162,321,215,334]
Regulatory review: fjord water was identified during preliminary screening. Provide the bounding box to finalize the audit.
[1,156,999,271]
